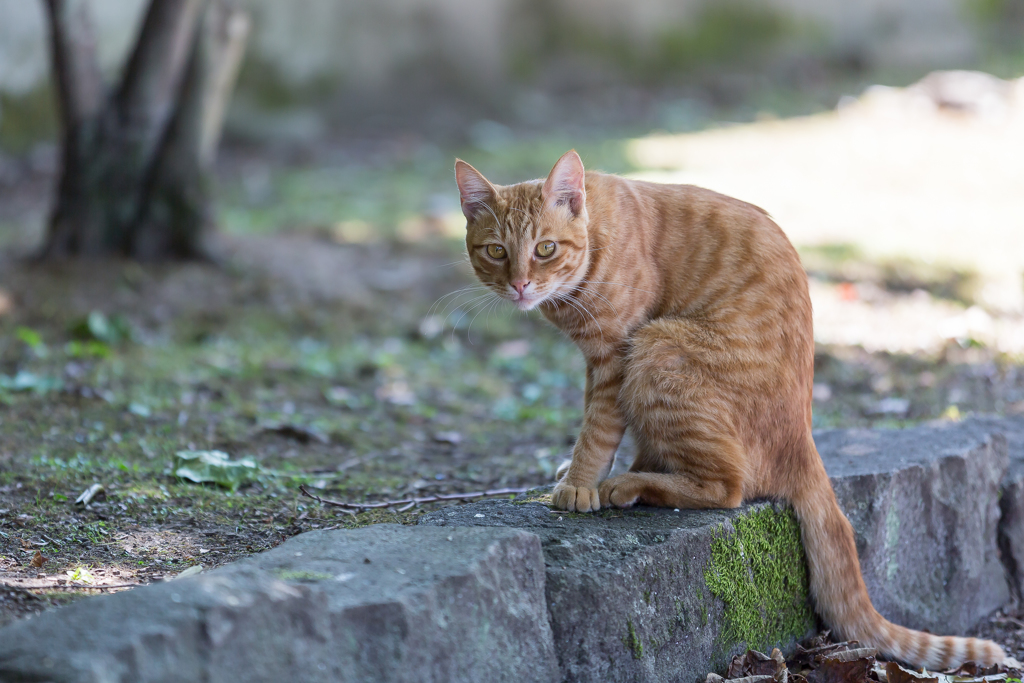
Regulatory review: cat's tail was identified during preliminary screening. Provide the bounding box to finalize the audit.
[789,448,1005,670]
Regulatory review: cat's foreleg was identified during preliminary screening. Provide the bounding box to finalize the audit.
[551,361,625,512]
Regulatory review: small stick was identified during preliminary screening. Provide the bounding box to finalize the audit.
[26,583,144,591]
[75,483,104,506]
[299,485,532,511]
[40,534,65,546]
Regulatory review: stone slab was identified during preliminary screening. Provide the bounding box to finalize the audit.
[965,415,1024,600]
[0,524,559,683]
[817,419,1010,633]
[421,418,1012,682]
[421,498,815,683]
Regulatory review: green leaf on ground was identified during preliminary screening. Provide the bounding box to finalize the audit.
[173,450,259,491]
[0,371,63,394]
[70,311,133,345]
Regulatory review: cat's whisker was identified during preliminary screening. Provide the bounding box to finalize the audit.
[466,293,502,344]
[432,259,472,270]
[552,291,603,340]
[448,293,497,345]
[574,286,617,314]
[429,284,486,310]
[428,285,491,318]
[440,292,495,334]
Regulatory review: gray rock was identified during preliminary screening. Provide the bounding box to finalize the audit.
[421,498,816,682]
[966,415,1024,600]
[420,418,1013,682]
[0,525,558,683]
[816,419,1010,633]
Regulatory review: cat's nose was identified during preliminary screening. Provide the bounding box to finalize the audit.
[511,280,531,296]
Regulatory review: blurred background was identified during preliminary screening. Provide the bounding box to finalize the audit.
[1,0,1023,612]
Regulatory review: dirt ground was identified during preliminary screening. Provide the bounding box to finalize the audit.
[2,87,1024,665]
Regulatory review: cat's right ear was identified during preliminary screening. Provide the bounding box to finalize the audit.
[455,160,496,221]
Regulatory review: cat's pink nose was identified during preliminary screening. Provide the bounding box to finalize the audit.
[511,280,531,296]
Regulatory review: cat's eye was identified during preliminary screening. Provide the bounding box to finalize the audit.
[536,241,556,258]
[486,244,506,259]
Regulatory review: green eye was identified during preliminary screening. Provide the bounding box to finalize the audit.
[536,241,555,257]
[486,244,506,259]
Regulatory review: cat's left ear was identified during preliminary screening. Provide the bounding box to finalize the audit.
[455,159,497,221]
[542,150,586,218]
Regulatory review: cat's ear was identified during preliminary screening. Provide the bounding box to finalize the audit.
[455,159,497,221]
[542,150,586,217]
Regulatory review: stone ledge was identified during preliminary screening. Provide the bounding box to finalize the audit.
[0,525,559,683]
[421,498,814,682]
[0,417,1018,683]
[818,418,1010,633]
[421,418,1012,681]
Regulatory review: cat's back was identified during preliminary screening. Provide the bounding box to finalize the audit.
[592,175,806,319]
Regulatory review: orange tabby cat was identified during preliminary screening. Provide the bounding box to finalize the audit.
[454,150,1005,669]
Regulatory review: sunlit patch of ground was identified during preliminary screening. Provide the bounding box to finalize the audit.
[628,79,1024,314]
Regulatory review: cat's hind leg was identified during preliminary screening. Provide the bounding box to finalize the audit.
[600,318,748,510]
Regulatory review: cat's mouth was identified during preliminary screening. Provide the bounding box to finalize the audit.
[509,291,544,311]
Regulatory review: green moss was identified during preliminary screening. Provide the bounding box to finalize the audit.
[704,505,814,649]
[330,508,422,529]
[512,489,553,506]
[623,620,644,659]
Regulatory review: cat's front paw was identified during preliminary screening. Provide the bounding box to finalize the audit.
[599,475,641,509]
[552,481,601,512]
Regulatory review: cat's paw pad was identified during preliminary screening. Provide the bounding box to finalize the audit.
[552,481,600,512]
[599,477,640,509]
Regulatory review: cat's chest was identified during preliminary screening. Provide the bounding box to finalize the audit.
[542,298,640,359]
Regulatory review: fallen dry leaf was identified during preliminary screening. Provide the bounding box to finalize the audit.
[942,661,1002,677]
[885,662,938,683]
[806,653,873,683]
[826,648,877,663]
[30,550,46,568]
[728,650,781,678]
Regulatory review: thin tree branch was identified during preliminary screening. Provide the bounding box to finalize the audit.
[43,0,104,129]
[299,485,533,512]
[195,1,250,167]
[115,0,207,155]
[130,1,250,259]
[157,0,250,170]
[23,583,145,591]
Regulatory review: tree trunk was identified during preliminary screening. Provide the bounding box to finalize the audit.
[39,0,249,260]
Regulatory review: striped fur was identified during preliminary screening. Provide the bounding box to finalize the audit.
[454,151,1005,669]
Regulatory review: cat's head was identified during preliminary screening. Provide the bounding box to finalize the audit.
[454,150,590,311]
